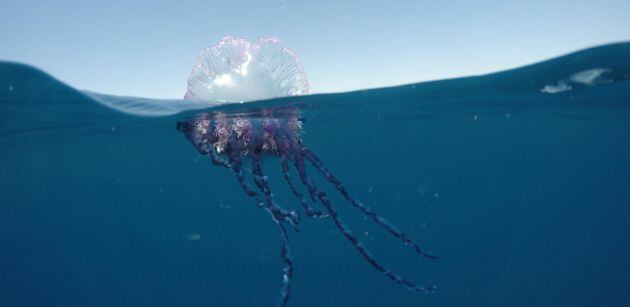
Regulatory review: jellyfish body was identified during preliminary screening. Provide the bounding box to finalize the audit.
[177,107,437,306]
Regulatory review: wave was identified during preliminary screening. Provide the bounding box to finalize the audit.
[1,42,629,145]
[2,42,630,116]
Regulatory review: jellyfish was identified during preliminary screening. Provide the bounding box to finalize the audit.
[177,37,437,306]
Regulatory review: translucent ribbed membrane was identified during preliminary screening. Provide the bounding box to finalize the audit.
[185,36,310,103]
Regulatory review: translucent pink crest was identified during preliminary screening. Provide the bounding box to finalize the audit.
[185,36,310,103]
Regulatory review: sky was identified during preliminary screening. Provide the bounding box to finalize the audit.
[1,0,629,98]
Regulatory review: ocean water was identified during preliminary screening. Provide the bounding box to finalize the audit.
[1,43,630,307]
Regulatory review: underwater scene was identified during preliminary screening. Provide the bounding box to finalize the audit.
[1,40,630,307]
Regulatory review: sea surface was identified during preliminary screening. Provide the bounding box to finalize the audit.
[1,43,629,307]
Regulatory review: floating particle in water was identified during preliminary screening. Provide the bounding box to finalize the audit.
[185,233,202,241]
[416,184,428,196]
[8,85,13,91]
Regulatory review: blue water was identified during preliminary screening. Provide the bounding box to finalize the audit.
[1,43,630,307]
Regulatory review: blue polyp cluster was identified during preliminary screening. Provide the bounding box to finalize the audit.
[176,107,437,306]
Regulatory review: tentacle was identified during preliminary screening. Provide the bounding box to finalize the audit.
[250,153,300,230]
[210,149,231,168]
[249,152,298,307]
[290,144,436,293]
[229,160,293,307]
[301,147,439,260]
[225,134,263,207]
[277,133,318,203]
[231,160,264,207]
[275,219,293,307]
[222,133,296,306]
[280,153,328,218]
[274,133,328,219]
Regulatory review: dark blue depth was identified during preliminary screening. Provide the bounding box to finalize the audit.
[1,43,630,307]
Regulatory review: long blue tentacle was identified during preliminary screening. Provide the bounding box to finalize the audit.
[274,134,328,219]
[222,133,296,307]
[250,153,297,307]
[301,147,438,260]
[290,141,436,294]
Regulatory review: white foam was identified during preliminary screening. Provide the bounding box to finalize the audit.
[540,68,613,94]
[540,80,572,94]
[569,68,612,85]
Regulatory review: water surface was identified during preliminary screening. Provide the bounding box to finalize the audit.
[1,43,630,307]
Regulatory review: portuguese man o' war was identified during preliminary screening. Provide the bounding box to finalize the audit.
[177,37,437,306]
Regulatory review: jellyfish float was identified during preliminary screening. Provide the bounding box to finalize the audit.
[177,37,437,306]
